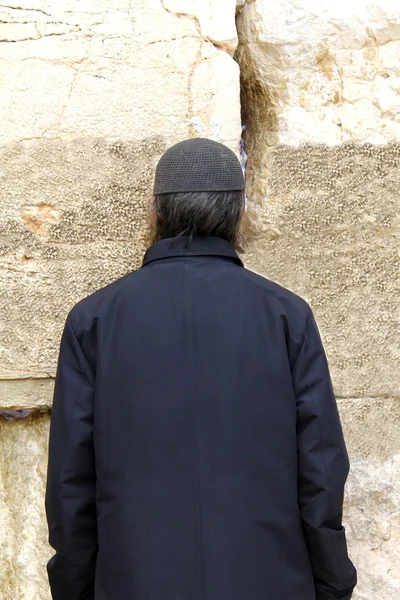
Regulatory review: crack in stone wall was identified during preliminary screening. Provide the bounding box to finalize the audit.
[160,0,239,56]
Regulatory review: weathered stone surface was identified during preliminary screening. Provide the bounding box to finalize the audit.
[236,1,400,597]
[0,0,241,144]
[0,0,242,387]
[239,143,400,398]
[0,414,52,600]
[0,136,166,382]
[236,0,400,145]
[0,379,54,410]
[345,454,400,600]
[339,398,400,461]
[235,2,400,399]
[341,398,400,598]
[1,0,399,598]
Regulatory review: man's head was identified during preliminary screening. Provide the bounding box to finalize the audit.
[150,138,246,251]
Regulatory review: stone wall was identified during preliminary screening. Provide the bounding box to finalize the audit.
[235,1,400,598]
[0,0,399,598]
[0,1,242,597]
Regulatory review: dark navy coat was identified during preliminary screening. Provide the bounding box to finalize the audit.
[45,235,357,600]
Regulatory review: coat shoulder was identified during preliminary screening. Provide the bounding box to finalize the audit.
[241,267,311,320]
[66,268,142,331]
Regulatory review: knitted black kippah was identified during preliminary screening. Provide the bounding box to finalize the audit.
[153,137,245,194]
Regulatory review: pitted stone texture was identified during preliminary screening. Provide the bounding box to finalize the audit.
[339,398,400,462]
[236,0,400,146]
[0,0,242,389]
[236,4,400,595]
[0,137,165,381]
[240,143,400,398]
[0,414,52,600]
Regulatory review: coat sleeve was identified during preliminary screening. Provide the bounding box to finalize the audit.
[292,310,357,600]
[45,312,97,600]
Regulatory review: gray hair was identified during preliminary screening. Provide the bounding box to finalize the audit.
[152,190,246,251]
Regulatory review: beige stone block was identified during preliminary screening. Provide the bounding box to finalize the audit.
[0,0,241,144]
[236,0,400,145]
[339,397,400,463]
[340,398,400,598]
[238,144,400,397]
[345,455,400,599]
[0,136,165,380]
[0,0,242,388]
[235,5,400,595]
[0,379,54,410]
[0,414,52,600]
[163,0,238,55]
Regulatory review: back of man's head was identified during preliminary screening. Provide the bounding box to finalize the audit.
[151,138,246,250]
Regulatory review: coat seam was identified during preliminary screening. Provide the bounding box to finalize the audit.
[186,266,205,600]
[70,315,96,379]
[298,331,346,591]
[56,319,92,489]
[292,313,311,375]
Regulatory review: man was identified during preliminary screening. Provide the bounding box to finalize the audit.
[45,137,357,600]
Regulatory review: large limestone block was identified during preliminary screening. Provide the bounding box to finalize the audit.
[0,137,165,385]
[235,1,400,398]
[0,414,52,600]
[236,0,400,145]
[345,455,400,599]
[340,398,400,599]
[0,380,54,411]
[0,0,241,144]
[239,143,400,398]
[0,0,242,402]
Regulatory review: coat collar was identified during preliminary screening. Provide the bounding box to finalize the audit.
[142,236,244,267]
